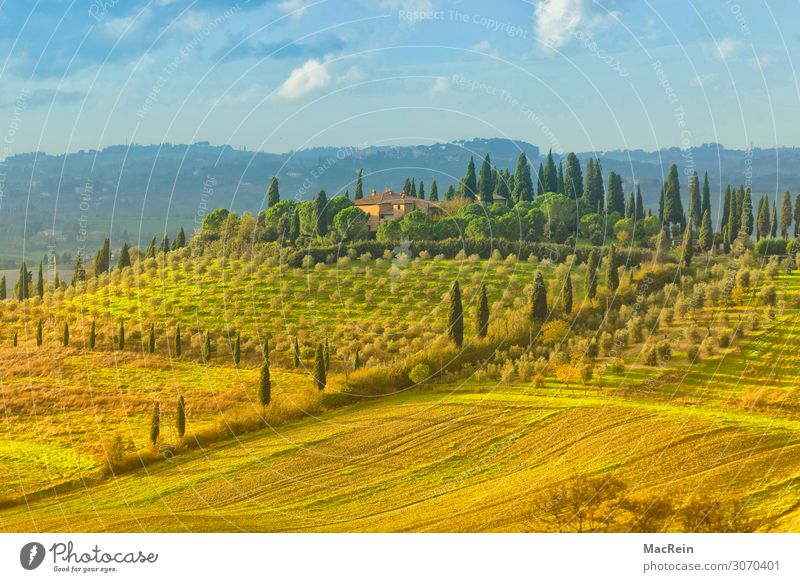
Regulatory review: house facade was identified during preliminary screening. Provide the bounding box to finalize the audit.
[354,188,440,231]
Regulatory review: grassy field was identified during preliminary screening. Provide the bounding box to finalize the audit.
[1,252,800,531]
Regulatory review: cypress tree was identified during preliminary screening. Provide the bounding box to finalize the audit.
[606,246,619,293]
[563,152,583,200]
[445,185,456,200]
[542,149,557,193]
[0,275,6,300]
[17,262,28,301]
[324,337,330,371]
[289,208,300,242]
[94,238,110,276]
[13,330,17,347]
[663,164,684,227]
[795,194,800,238]
[410,178,417,197]
[476,283,489,339]
[770,198,778,238]
[418,181,425,200]
[513,153,533,202]
[176,395,186,439]
[175,323,181,357]
[680,221,694,269]
[530,271,548,323]
[564,273,573,315]
[62,322,69,347]
[354,169,364,200]
[429,180,439,202]
[478,153,494,203]
[658,183,665,222]
[721,185,732,233]
[313,343,327,390]
[448,280,464,347]
[314,190,328,236]
[353,349,361,370]
[202,331,211,362]
[148,323,155,354]
[701,171,711,216]
[260,349,271,406]
[585,249,600,300]
[625,191,635,219]
[173,227,186,249]
[293,336,301,367]
[582,158,604,212]
[536,162,545,196]
[36,319,42,347]
[118,320,125,350]
[233,331,241,364]
[460,157,477,199]
[117,242,131,269]
[556,160,564,195]
[149,402,160,447]
[145,235,157,259]
[688,170,701,229]
[494,171,510,203]
[71,255,86,286]
[636,185,645,220]
[36,262,44,298]
[403,177,412,195]
[89,321,96,349]
[267,176,280,208]
[780,191,792,239]
[757,196,769,240]
[160,234,170,254]
[744,189,754,236]
[606,172,625,215]
[699,209,713,256]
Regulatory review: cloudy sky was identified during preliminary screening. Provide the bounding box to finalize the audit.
[0,0,796,155]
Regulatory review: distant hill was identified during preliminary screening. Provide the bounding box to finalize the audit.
[1,138,799,263]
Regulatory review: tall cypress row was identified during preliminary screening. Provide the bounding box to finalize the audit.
[477,283,489,339]
[448,280,464,347]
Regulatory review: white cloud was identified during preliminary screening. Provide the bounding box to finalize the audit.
[429,76,448,95]
[212,85,262,107]
[712,36,746,62]
[379,0,434,12]
[278,0,310,20]
[533,0,619,52]
[336,66,365,85]
[470,41,499,58]
[276,59,331,100]
[751,53,773,71]
[103,8,151,38]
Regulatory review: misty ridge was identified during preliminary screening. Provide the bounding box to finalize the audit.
[1,137,798,263]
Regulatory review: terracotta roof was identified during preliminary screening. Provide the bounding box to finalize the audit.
[354,190,433,208]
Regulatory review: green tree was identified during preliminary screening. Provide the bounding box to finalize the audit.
[353,349,361,370]
[0,275,6,300]
[606,172,625,215]
[756,195,770,241]
[36,262,44,298]
[663,164,684,227]
[770,198,778,238]
[173,227,186,249]
[477,283,489,339]
[16,262,29,301]
[585,249,600,300]
[36,319,43,347]
[582,158,604,212]
[606,246,619,293]
[13,330,17,346]
[418,181,425,200]
[118,320,125,350]
[89,321,96,350]
[795,194,800,238]
[313,343,327,390]
[314,190,329,236]
[699,209,713,256]
[701,171,711,216]
[536,162,545,196]
[530,271,548,323]
[160,234,170,254]
[460,156,477,199]
[478,153,494,203]
[148,323,155,354]
[176,395,186,439]
[542,149,558,193]
[688,170,701,229]
[625,191,635,219]
[448,279,464,347]
[445,185,456,200]
[563,152,583,200]
[513,153,533,202]
[324,337,330,371]
[260,342,271,406]
[94,238,110,276]
[202,331,211,362]
[680,221,694,269]
[71,255,86,286]
[267,176,280,208]
[233,331,241,364]
[557,160,564,194]
[149,402,160,447]
[410,178,417,197]
[429,180,439,202]
[780,191,792,239]
[175,323,181,357]
[117,242,131,269]
[354,168,364,200]
[564,272,573,315]
[293,337,301,367]
[145,235,157,259]
[62,322,69,347]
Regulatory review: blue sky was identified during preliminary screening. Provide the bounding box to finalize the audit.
[0,0,797,156]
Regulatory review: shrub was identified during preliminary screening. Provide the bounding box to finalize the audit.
[754,238,788,256]
[718,330,732,348]
[642,346,658,366]
[686,345,700,363]
[656,340,672,362]
[409,363,432,384]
